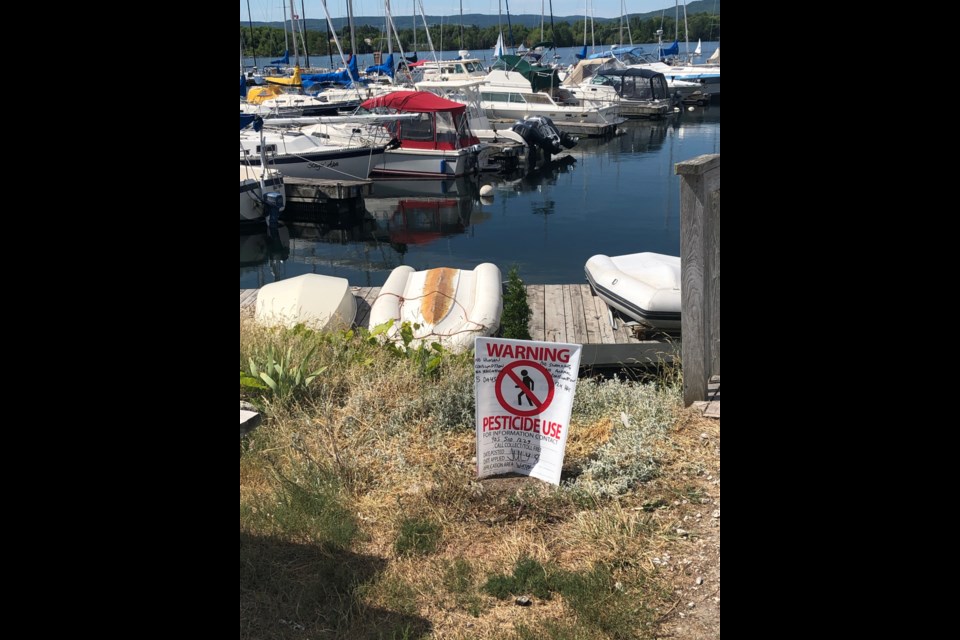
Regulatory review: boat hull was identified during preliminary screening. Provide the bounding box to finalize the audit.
[369,145,488,178]
[240,146,386,180]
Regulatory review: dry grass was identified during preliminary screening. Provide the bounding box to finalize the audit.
[240,321,719,639]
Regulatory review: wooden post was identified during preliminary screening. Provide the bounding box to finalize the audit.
[676,154,720,406]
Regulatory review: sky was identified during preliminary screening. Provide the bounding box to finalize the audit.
[240,1,692,23]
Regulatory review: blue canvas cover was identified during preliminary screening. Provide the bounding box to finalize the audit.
[658,40,679,58]
[365,53,395,78]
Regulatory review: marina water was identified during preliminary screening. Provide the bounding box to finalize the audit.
[240,47,720,288]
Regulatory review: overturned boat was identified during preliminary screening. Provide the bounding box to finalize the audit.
[255,273,357,331]
[368,263,503,353]
[585,252,681,330]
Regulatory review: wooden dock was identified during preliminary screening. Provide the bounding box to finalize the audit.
[241,284,675,368]
[283,178,373,205]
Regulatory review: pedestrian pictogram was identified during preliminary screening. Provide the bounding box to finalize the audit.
[495,360,555,417]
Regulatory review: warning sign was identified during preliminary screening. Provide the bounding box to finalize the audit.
[475,337,582,485]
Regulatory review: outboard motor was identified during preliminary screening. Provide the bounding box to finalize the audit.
[264,191,284,228]
[526,115,577,151]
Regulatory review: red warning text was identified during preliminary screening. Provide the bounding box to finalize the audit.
[485,343,571,363]
[481,415,563,438]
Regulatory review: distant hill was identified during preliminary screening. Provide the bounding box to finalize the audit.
[248,15,610,31]
[243,1,719,31]
[630,0,719,22]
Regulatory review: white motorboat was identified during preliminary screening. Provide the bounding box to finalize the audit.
[477,55,624,129]
[359,91,491,178]
[369,263,503,353]
[585,253,682,330]
[561,60,675,119]
[239,127,388,180]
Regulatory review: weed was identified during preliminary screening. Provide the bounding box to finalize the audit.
[501,266,531,340]
[483,555,556,600]
[394,518,441,557]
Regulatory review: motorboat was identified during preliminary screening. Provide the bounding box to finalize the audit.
[585,252,681,330]
[254,273,357,331]
[368,263,503,353]
[359,91,491,177]
[479,55,624,128]
[561,60,675,119]
[239,126,389,180]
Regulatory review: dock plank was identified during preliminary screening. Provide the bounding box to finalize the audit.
[526,285,545,341]
[578,285,603,346]
[240,289,258,310]
[543,285,566,343]
[561,285,578,346]
[588,287,618,345]
[566,284,589,345]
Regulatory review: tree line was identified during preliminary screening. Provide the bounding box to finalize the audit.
[240,14,720,59]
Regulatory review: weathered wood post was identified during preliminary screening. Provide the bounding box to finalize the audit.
[676,154,720,406]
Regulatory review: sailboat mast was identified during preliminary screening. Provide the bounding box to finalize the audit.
[246,0,258,68]
[548,0,555,50]
[504,0,514,50]
[682,0,689,60]
[540,0,544,42]
[323,0,333,67]
[301,0,310,66]
[625,0,632,45]
[460,0,464,50]
[618,0,623,46]
[582,0,587,47]
[347,0,357,58]
[386,0,394,56]
[288,0,300,65]
[674,0,678,42]
[281,1,289,53]
[589,0,594,49]
[412,0,417,52]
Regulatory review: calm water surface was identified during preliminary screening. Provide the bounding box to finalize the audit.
[240,104,719,288]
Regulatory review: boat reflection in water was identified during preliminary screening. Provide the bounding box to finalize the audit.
[482,155,578,202]
[365,178,480,252]
[238,177,487,289]
[240,223,291,287]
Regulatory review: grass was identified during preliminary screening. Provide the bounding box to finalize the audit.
[239,316,718,639]
[394,518,441,556]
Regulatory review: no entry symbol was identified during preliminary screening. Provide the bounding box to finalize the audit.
[494,360,555,417]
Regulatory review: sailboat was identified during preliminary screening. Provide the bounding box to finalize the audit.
[494,32,506,59]
[694,39,702,57]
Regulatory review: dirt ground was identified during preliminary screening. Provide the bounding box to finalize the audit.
[652,411,720,639]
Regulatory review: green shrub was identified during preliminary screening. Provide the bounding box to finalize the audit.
[501,266,531,340]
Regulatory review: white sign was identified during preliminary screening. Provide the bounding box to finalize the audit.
[475,337,582,485]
